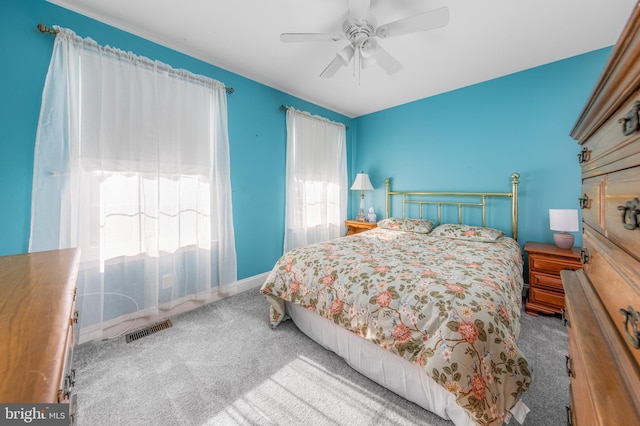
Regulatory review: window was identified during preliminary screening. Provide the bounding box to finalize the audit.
[30,27,236,340]
[284,108,347,252]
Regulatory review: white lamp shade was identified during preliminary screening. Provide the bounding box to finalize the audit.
[351,173,374,191]
[549,209,579,232]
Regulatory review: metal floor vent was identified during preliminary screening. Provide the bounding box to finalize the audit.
[125,319,173,343]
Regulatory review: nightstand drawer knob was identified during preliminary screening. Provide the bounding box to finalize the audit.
[620,306,640,350]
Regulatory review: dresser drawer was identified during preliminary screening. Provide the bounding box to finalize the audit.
[529,255,582,275]
[603,165,640,262]
[562,268,640,425]
[580,86,640,177]
[57,315,77,403]
[566,324,596,426]
[582,226,640,368]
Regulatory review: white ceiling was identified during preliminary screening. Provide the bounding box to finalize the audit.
[48,0,638,118]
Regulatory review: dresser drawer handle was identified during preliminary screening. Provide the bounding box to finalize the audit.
[580,248,589,265]
[561,308,569,327]
[577,146,590,163]
[566,405,573,426]
[617,198,640,230]
[618,100,640,136]
[620,306,640,349]
[578,194,590,209]
[564,355,574,377]
[65,369,76,390]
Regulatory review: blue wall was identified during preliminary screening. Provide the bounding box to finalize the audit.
[0,0,355,279]
[353,49,612,247]
[1,0,612,280]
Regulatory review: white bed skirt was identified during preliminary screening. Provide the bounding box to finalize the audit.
[285,301,475,426]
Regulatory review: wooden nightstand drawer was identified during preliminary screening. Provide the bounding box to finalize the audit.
[529,256,581,275]
[528,286,565,314]
[529,271,563,291]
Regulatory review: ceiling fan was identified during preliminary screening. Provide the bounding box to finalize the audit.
[280,0,450,79]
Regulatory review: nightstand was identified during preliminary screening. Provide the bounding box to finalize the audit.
[345,220,377,236]
[524,241,582,316]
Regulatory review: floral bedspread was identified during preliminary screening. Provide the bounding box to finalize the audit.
[260,227,531,426]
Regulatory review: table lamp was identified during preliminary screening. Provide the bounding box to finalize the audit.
[351,172,374,222]
[549,209,579,249]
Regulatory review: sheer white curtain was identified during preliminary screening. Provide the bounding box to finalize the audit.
[30,27,236,341]
[284,107,347,252]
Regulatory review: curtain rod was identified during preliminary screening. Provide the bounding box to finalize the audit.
[37,23,58,35]
[36,23,234,94]
[280,105,348,130]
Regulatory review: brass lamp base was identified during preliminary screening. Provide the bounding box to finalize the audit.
[356,190,366,222]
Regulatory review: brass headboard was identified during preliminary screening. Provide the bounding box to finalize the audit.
[385,173,520,241]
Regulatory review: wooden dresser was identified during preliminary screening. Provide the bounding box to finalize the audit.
[0,249,80,421]
[564,2,640,424]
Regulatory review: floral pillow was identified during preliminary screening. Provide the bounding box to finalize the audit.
[377,218,434,234]
[430,223,505,242]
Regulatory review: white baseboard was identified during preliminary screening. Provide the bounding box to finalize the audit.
[77,272,269,345]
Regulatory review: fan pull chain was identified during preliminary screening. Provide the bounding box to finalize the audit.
[356,40,364,85]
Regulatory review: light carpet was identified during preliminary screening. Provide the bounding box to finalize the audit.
[73,288,569,426]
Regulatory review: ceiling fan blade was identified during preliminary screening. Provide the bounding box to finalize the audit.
[365,40,403,75]
[320,45,354,78]
[280,33,344,43]
[320,57,344,78]
[348,0,371,23]
[376,6,449,38]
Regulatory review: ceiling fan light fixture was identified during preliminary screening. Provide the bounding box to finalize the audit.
[360,38,375,56]
[376,26,390,38]
[361,56,376,68]
[338,45,355,65]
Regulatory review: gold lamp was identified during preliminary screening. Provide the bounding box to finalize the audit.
[351,172,374,222]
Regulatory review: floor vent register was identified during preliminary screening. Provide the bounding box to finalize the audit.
[125,319,173,343]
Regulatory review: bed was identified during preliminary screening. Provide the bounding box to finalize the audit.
[260,174,530,426]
